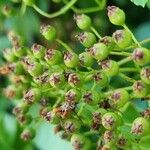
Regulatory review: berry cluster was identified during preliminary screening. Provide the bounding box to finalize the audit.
[1,5,150,150]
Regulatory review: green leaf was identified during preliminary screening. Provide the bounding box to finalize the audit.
[131,0,148,7]
[146,0,150,9]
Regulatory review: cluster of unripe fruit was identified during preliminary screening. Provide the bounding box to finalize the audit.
[1,5,150,150]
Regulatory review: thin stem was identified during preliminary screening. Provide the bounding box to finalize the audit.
[123,24,141,48]
[91,82,96,90]
[110,51,131,56]
[119,73,136,83]
[120,68,139,73]
[20,2,26,15]
[32,0,77,18]
[90,26,101,39]
[118,56,132,66]
[53,98,62,108]
[77,103,86,116]
[56,39,73,52]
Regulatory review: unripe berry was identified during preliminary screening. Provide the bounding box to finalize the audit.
[23,0,35,6]
[31,43,46,59]
[140,67,150,84]
[3,48,17,62]
[40,24,57,41]
[74,14,91,30]
[107,6,125,26]
[2,5,15,17]
[45,49,62,65]
[64,51,79,68]
[102,112,119,130]
[112,29,132,48]
[132,80,149,97]
[103,130,114,144]
[79,52,94,67]
[100,59,119,77]
[49,72,65,88]
[13,46,27,57]
[99,36,115,51]
[89,43,109,61]
[23,88,41,104]
[109,89,129,108]
[77,32,96,48]
[71,134,92,150]
[65,89,81,103]
[20,128,35,141]
[92,71,108,87]
[68,73,81,87]
[64,119,81,133]
[131,117,150,136]
[83,91,100,105]
[132,48,150,66]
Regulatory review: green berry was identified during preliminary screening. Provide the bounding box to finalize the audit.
[68,73,82,88]
[100,36,115,51]
[2,5,15,17]
[31,43,46,59]
[64,119,81,133]
[3,48,17,62]
[92,71,108,87]
[65,89,81,103]
[74,14,91,30]
[100,59,119,76]
[89,43,109,61]
[140,67,150,84]
[13,46,27,57]
[102,112,119,130]
[77,32,96,48]
[109,89,129,108]
[131,117,150,136]
[20,128,35,141]
[83,91,100,105]
[45,49,62,65]
[23,0,35,6]
[64,51,79,68]
[79,52,94,67]
[71,134,92,150]
[132,80,149,97]
[112,29,132,48]
[23,88,41,104]
[49,72,65,88]
[107,6,125,26]
[40,24,57,41]
[132,48,150,66]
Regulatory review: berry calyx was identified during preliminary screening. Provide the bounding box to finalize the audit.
[68,73,81,87]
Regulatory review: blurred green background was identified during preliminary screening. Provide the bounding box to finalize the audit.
[0,0,150,149]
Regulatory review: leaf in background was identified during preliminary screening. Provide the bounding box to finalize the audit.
[130,0,148,7]
[146,0,150,9]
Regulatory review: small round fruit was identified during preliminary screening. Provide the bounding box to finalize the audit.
[107,6,125,26]
[100,59,119,76]
[64,119,81,133]
[31,43,46,59]
[71,134,92,150]
[112,29,132,49]
[77,32,96,48]
[49,72,65,88]
[89,43,109,61]
[65,89,81,102]
[74,14,91,30]
[132,80,149,97]
[140,67,150,84]
[20,128,35,141]
[132,48,150,66]
[100,36,116,51]
[109,89,129,108]
[68,73,82,87]
[79,52,94,67]
[92,71,108,87]
[13,46,27,57]
[131,117,150,136]
[102,112,119,130]
[40,24,57,41]
[83,91,100,105]
[64,51,79,68]
[3,48,17,62]
[45,49,62,65]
